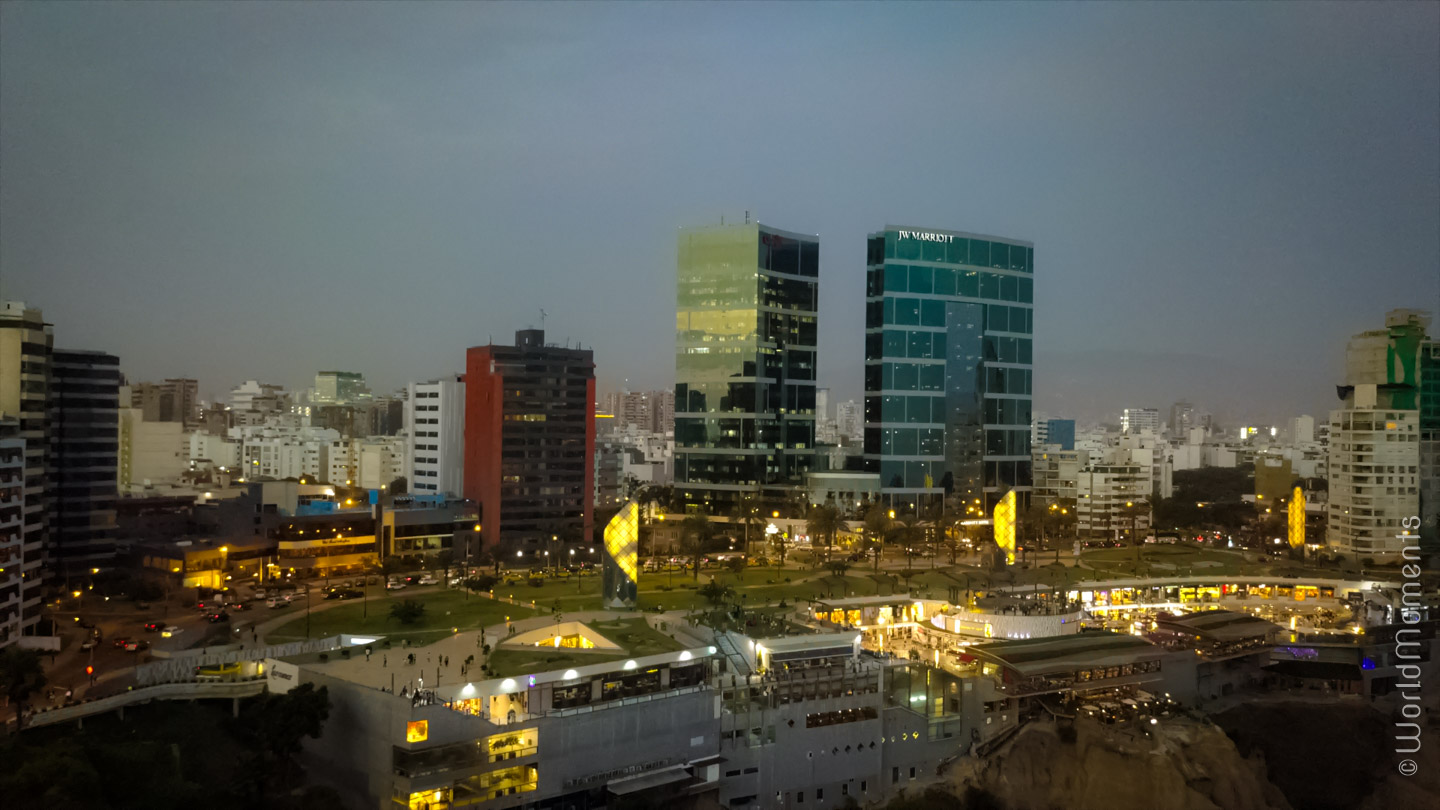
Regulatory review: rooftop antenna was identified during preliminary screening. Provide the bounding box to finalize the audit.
[539,309,547,330]
[744,210,750,224]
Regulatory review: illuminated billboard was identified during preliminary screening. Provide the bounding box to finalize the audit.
[993,490,1016,566]
[1288,486,1305,548]
[603,501,639,608]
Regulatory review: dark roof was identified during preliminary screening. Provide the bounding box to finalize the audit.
[1156,610,1279,642]
[969,632,1162,676]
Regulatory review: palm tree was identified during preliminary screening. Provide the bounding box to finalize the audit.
[679,513,713,580]
[862,504,892,573]
[935,502,965,565]
[730,492,765,559]
[895,516,926,572]
[1,646,47,732]
[806,503,843,564]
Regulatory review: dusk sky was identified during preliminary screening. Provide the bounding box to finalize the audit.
[1,2,1436,427]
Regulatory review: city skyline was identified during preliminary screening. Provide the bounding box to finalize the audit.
[2,3,1437,424]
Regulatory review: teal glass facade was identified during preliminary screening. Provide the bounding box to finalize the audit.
[862,227,1033,512]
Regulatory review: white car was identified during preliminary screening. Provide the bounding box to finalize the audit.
[417,576,438,586]
[161,625,183,638]
[386,580,407,590]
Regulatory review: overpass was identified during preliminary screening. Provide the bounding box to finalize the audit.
[17,678,267,730]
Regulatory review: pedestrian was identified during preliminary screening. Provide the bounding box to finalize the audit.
[383,655,387,667]
[365,647,371,661]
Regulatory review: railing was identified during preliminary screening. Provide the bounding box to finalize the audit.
[18,679,266,729]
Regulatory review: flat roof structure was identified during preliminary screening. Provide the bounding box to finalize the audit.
[968,632,1163,678]
[1155,609,1279,642]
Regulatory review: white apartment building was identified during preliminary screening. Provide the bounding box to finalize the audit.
[1031,444,1083,504]
[239,426,340,481]
[405,376,464,497]
[835,400,862,444]
[189,431,241,471]
[1326,401,1420,560]
[1121,408,1160,435]
[1291,415,1316,444]
[356,436,406,490]
[1076,463,1152,541]
[118,407,188,491]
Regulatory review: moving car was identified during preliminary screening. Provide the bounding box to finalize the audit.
[80,639,97,651]
[386,580,407,590]
[124,640,150,652]
[206,612,228,623]
[266,598,288,609]
[161,625,182,638]
[143,621,164,632]
[112,637,131,649]
[417,575,439,586]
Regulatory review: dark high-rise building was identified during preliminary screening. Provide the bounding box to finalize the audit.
[464,329,594,560]
[130,378,199,426]
[674,222,818,514]
[1418,339,1438,553]
[51,349,121,574]
[0,301,52,639]
[1044,419,1075,451]
[863,226,1034,515]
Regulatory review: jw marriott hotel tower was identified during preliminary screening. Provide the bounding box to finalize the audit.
[863,226,1035,515]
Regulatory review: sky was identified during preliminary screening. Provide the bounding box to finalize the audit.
[1,2,1436,427]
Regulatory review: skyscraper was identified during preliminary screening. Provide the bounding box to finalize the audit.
[863,226,1034,514]
[1327,310,1429,560]
[50,349,121,574]
[674,222,818,514]
[464,329,594,559]
[313,371,372,405]
[0,302,51,640]
[1168,401,1194,437]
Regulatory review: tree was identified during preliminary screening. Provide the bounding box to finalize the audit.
[863,505,893,573]
[678,513,713,580]
[724,557,746,576]
[824,559,851,581]
[380,555,408,579]
[729,492,765,558]
[387,476,408,495]
[697,580,734,607]
[465,574,499,593]
[0,646,46,733]
[241,682,331,802]
[435,549,456,585]
[894,515,926,572]
[806,503,843,564]
[770,528,792,567]
[388,599,426,625]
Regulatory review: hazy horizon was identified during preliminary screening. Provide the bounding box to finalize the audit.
[2,3,1436,427]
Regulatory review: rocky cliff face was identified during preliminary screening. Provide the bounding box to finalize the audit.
[949,717,1290,810]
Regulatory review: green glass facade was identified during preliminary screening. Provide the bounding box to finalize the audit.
[675,223,818,513]
[862,227,1033,512]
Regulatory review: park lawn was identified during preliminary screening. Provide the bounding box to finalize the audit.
[267,590,534,642]
[586,617,686,656]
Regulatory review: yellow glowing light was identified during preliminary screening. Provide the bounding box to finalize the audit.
[602,501,640,607]
[71,590,81,598]
[773,511,780,518]
[1288,486,1305,548]
[993,490,1017,566]
[220,546,228,553]
[406,720,429,743]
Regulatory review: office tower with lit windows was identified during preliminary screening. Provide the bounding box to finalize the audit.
[1121,408,1160,435]
[862,226,1034,514]
[464,329,594,560]
[674,222,818,514]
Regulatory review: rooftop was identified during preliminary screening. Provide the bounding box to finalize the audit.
[1156,609,1280,642]
[969,632,1162,677]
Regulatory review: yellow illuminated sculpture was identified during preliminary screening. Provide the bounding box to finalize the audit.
[1288,486,1305,548]
[603,500,639,608]
[993,490,1017,566]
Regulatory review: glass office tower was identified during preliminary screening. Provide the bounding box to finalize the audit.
[863,226,1034,515]
[675,223,818,514]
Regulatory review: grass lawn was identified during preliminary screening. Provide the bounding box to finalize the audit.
[266,589,534,643]
[485,617,686,676]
